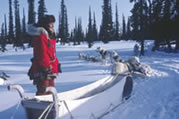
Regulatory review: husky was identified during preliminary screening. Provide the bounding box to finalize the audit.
[96,47,109,59]
[79,52,88,60]
[111,62,130,75]
[112,56,152,77]
[137,63,153,76]
[128,56,152,76]
[109,50,123,63]
[128,56,141,70]
[79,52,103,62]
[96,47,110,64]
[88,55,102,62]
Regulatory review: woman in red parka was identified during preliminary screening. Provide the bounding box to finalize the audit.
[27,15,61,95]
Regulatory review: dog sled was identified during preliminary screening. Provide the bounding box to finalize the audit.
[8,74,133,119]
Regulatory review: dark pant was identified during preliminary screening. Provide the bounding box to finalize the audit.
[35,79,54,96]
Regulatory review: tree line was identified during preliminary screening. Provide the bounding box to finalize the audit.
[128,0,178,55]
[0,0,122,51]
[0,0,178,55]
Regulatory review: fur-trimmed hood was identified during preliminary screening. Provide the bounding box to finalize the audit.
[27,24,50,39]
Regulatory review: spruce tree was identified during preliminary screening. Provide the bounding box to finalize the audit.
[59,0,65,44]
[38,0,47,22]
[4,14,8,41]
[0,23,6,52]
[130,0,137,3]
[77,18,84,44]
[130,0,148,56]
[58,0,69,45]
[151,0,165,51]
[138,0,148,56]
[22,8,27,44]
[126,17,131,40]
[8,0,14,44]
[58,13,61,38]
[122,14,126,40]
[99,0,114,43]
[64,7,69,43]
[93,12,98,41]
[27,0,35,47]
[162,0,172,51]
[129,0,178,52]
[86,7,93,48]
[71,17,78,45]
[147,0,152,38]
[173,0,179,50]
[14,0,23,48]
[113,3,120,41]
[69,31,73,44]
[76,18,81,45]
[27,0,35,24]
[130,2,139,40]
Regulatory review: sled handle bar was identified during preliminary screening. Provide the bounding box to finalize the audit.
[8,84,25,99]
[46,87,59,118]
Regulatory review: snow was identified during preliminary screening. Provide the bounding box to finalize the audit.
[0,41,179,119]
[0,78,5,85]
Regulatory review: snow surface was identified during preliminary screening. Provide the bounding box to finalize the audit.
[0,78,5,85]
[0,41,179,119]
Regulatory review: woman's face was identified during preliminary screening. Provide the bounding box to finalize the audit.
[48,22,54,33]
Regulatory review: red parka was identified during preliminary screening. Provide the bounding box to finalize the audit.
[31,34,59,79]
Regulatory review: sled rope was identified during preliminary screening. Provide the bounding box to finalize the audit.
[89,113,97,119]
[38,102,54,119]
[106,103,115,112]
[97,101,124,119]
[62,100,74,119]
[11,99,21,119]
[44,102,55,119]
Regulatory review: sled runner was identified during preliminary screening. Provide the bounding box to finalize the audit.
[8,74,133,119]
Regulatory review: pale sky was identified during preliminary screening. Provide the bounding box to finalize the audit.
[0,0,133,31]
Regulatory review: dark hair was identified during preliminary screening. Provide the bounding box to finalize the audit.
[37,15,55,28]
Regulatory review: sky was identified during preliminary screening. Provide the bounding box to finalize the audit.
[0,0,133,32]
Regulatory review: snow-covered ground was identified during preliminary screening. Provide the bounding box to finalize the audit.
[0,41,179,119]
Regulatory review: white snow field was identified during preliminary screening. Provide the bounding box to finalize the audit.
[0,41,179,119]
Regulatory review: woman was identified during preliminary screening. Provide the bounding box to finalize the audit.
[27,15,61,95]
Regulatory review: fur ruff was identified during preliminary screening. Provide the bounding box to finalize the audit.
[27,24,50,39]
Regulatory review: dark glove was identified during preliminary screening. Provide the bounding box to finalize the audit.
[43,66,52,74]
[43,66,57,79]
[58,64,62,73]
[27,65,33,80]
[41,66,52,78]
